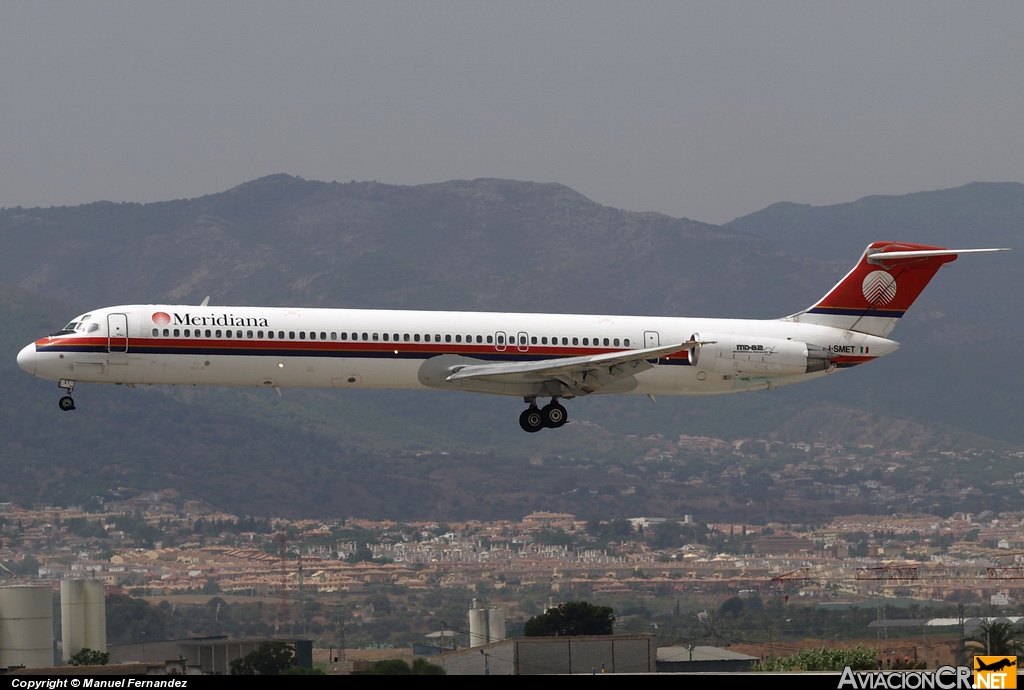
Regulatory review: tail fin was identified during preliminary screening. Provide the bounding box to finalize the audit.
[788,241,1007,337]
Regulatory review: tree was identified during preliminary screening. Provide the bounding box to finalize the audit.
[524,601,615,637]
[229,641,296,675]
[717,595,741,618]
[68,648,110,666]
[105,594,167,645]
[363,658,445,675]
[753,644,878,671]
[967,621,1021,656]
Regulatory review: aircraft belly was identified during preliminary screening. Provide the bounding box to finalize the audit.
[129,354,428,389]
[630,365,820,396]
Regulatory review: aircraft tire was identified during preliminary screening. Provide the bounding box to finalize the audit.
[58,396,76,411]
[519,407,544,433]
[541,402,567,428]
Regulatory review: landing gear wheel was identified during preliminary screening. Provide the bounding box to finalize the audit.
[519,407,544,433]
[541,402,568,428]
[58,396,76,411]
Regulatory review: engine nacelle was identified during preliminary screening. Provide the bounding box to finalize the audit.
[688,333,833,377]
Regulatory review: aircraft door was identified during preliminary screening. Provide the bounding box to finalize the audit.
[517,331,529,353]
[644,330,660,362]
[108,313,129,353]
[494,331,507,352]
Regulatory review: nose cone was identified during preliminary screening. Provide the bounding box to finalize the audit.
[17,343,37,375]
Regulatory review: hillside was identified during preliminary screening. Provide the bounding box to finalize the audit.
[1,176,1020,519]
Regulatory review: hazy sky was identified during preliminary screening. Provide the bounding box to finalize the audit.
[2,2,1022,224]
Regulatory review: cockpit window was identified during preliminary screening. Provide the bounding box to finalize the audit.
[54,313,94,336]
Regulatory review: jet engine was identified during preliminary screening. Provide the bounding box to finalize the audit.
[688,333,833,377]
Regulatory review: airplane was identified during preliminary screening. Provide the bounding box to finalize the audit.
[17,241,1008,432]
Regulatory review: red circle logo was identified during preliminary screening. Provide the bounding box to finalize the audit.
[152,312,171,326]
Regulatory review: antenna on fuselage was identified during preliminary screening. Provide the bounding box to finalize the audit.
[200,296,210,307]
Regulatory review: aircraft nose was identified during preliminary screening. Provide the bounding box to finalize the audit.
[17,343,37,375]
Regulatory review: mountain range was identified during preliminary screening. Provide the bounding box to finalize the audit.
[1,176,1020,520]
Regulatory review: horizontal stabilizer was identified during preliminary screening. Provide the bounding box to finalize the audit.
[869,247,1010,263]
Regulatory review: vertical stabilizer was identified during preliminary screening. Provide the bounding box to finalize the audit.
[787,241,959,337]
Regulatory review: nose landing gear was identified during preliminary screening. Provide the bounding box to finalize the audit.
[518,398,568,432]
[57,380,76,411]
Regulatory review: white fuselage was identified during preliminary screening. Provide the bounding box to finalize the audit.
[18,304,898,398]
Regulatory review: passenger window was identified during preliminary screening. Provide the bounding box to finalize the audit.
[624,338,630,346]
[383,333,389,341]
[331,332,337,340]
[162,328,169,336]
[562,337,569,345]
[583,338,589,346]
[572,337,578,345]
[278,331,285,339]
[455,335,462,343]
[152,328,158,336]
[289,331,296,339]
[497,335,505,344]
[613,338,619,346]
[268,331,274,339]
[322,332,328,340]
[247,330,254,338]
[435,335,441,342]
[413,334,420,342]
[404,334,410,342]
[486,335,493,344]
[445,335,452,343]
[531,336,537,344]
[206,330,212,338]
[216,330,223,338]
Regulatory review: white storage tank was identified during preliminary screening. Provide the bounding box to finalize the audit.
[61,579,85,660]
[487,606,506,642]
[83,579,105,655]
[468,606,487,647]
[0,584,54,669]
[61,579,106,662]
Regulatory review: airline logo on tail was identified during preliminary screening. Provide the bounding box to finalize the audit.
[862,270,897,306]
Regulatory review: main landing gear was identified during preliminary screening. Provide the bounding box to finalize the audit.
[58,380,76,412]
[518,398,568,433]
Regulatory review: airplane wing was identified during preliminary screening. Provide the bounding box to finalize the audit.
[445,340,704,396]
